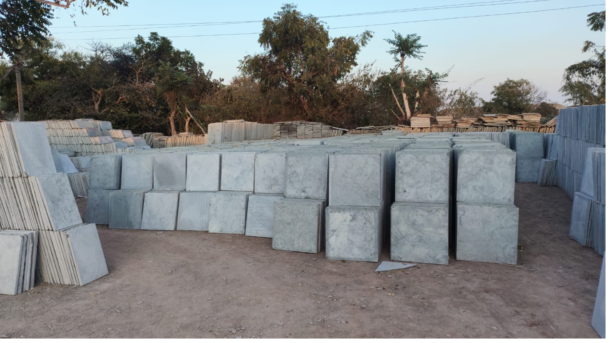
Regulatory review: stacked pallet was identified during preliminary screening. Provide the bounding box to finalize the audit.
[209,120,274,144]
[435,116,454,127]
[272,121,343,140]
[410,115,432,128]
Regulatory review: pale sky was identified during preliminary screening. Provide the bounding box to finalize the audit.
[48,0,606,105]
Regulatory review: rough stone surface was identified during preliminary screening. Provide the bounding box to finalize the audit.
[456,149,516,205]
[186,153,220,192]
[85,189,111,224]
[329,153,383,206]
[272,199,324,253]
[395,149,450,203]
[176,192,213,231]
[121,154,154,190]
[61,223,109,286]
[108,190,146,229]
[153,153,186,191]
[208,191,251,234]
[516,157,541,183]
[141,191,179,231]
[254,153,286,194]
[220,152,255,192]
[11,122,56,177]
[510,132,544,158]
[89,155,122,190]
[246,194,284,238]
[284,153,329,200]
[325,206,381,262]
[38,173,83,230]
[391,202,448,265]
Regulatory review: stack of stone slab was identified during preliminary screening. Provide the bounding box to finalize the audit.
[208,120,274,144]
[50,150,89,198]
[508,131,544,183]
[0,230,38,295]
[0,122,108,287]
[85,154,123,226]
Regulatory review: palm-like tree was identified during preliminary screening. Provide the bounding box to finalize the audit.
[384,31,427,123]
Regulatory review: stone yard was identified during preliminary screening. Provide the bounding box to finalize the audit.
[0,183,602,338]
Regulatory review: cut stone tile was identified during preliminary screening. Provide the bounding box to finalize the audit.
[208,191,251,234]
[11,122,56,177]
[456,149,516,205]
[395,149,451,203]
[186,153,220,191]
[220,152,255,192]
[456,202,519,265]
[85,189,111,225]
[516,157,540,183]
[141,191,180,231]
[509,132,544,158]
[153,153,186,191]
[121,154,154,190]
[246,194,285,238]
[176,192,213,231]
[284,153,329,200]
[108,190,146,229]
[391,202,449,265]
[0,234,23,295]
[272,199,324,253]
[254,152,286,194]
[592,254,606,338]
[326,206,381,262]
[38,173,83,230]
[60,223,108,286]
[89,155,122,190]
[329,153,384,206]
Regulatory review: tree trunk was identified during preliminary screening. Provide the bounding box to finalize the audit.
[399,56,411,121]
[185,116,191,133]
[15,67,24,121]
[169,109,177,136]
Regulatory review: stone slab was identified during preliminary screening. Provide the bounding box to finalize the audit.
[375,261,417,272]
[246,194,285,238]
[186,153,220,191]
[510,132,544,158]
[592,254,606,338]
[254,152,286,194]
[456,203,519,265]
[220,152,255,192]
[284,153,329,200]
[326,206,381,262]
[272,199,324,253]
[516,157,541,183]
[85,189,111,225]
[0,234,23,295]
[141,191,180,231]
[456,149,516,205]
[176,192,213,231]
[208,191,251,234]
[329,153,383,206]
[108,190,146,229]
[38,173,83,230]
[395,149,450,203]
[11,122,56,177]
[89,155,122,190]
[61,223,109,286]
[391,202,449,265]
[121,154,154,190]
[153,153,186,191]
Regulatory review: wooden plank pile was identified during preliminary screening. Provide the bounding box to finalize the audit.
[410,115,432,128]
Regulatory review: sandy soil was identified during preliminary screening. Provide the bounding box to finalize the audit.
[0,183,603,338]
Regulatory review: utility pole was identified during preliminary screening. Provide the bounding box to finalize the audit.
[15,65,24,121]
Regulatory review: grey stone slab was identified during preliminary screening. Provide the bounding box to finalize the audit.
[153,153,186,191]
[456,149,516,205]
[89,155,122,190]
[121,154,154,190]
[85,189,111,225]
[391,202,448,265]
[284,153,329,200]
[246,195,285,238]
[11,122,56,177]
[254,152,286,194]
[187,153,220,191]
[569,192,594,246]
[395,149,451,203]
[510,132,544,158]
[329,153,383,206]
[375,261,417,272]
[108,190,146,229]
[176,192,213,231]
[456,203,519,265]
[38,173,83,230]
[208,191,251,234]
[59,154,78,174]
[516,157,540,183]
[60,223,108,286]
[220,152,255,192]
[141,191,180,231]
[0,234,23,295]
[326,206,381,262]
[272,199,324,253]
[592,254,605,338]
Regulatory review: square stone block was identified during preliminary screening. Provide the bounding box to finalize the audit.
[60,223,109,286]
[121,154,154,190]
[456,149,516,205]
[220,152,255,192]
[456,203,519,265]
[153,153,186,191]
[141,191,179,231]
[395,149,450,203]
[272,199,324,253]
[285,153,328,200]
[391,202,448,265]
[85,189,111,224]
[11,122,56,177]
[516,157,541,183]
[109,190,146,229]
[326,206,381,262]
[177,192,213,231]
[510,132,544,158]
[208,191,251,234]
[89,155,122,190]
[246,195,285,238]
[329,153,383,206]
[255,152,286,194]
[187,153,220,191]
[38,173,83,230]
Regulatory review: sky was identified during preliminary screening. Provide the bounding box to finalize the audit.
[47,0,606,105]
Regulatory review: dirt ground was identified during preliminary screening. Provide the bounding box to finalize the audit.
[0,183,603,338]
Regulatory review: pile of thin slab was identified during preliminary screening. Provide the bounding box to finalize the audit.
[509,131,544,183]
[0,122,108,292]
[0,231,37,295]
[207,120,274,144]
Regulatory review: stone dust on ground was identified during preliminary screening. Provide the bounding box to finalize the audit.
[0,183,602,338]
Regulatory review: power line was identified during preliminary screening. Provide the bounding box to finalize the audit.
[51,0,552,32]
[54,4,604,41]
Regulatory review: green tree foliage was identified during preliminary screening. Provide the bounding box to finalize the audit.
[485,78,547,114]
[438,86,483,118]
[560,11,605,105]
[0,0,52,59]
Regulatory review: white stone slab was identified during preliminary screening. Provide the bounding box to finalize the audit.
[11,122,56,177]
[326,206,381,262]
[141,191,180,231]
[284,153,329,200]
[38,173,83,230]
[153,153,186,191]
[254,152,286,194]
[246,194,284,238]
[220,152,255,192]
[60,223,108,286]
[186,153,220,191]
[272,199,324,253]
[121,154,154,190]
[89,155,122,190]
[329,153,383,206]
[208,191,250,234]
[0,234,23,295]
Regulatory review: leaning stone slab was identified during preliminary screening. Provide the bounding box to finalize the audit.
[186,153,220,191]
[456,202,519,265]
[592,255,606,338]
[153,153,186,191]
[272,199,324,253]
[176,192,213,231]
[326,206,381,262]
[89,155,122,190]
[109,190,146,229]
[246,194,285,238]
[516,157,541,183]
[254,152,286,194]
[395,149,451,203]
[509,132,544,158]
[59,223,109,286]
[38,173,83,230]
[208,191,251,234]
[284,152,329,200]
[456,149,516,205]
[11,122,56,177]
[85,189,111,224]
[391,202,448,265]
[220,152,255,192]
[121,154,154,190]
[141,191,180,231]
[329,152,384,206]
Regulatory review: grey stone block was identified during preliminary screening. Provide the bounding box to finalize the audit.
[326,206,381,262]
[510,132,544,158]
[220,152,255,192]
[85,189,111,224]
[456,149,516,205]
[11,122,56,177]
[176,192,213,231]
[109,190,146,229]
[456,203,519,265]
[121,154,154,190]
[153,153,186,191]
[89,155,122,190]
[395,149,450,203]
[254,152,286,194]
[208,191,251,234]
[60,223,109,286]
[38,173,83,230]
[592,255,606,338]
[272,199,324,253]
[516,157,540,183]
[186,153,220,191]
[0,234,23,295]
[329,153,383,206]
[141,191,179,231]
[391,202,448,265]
[246,195,284,238]
[285,153,328,200]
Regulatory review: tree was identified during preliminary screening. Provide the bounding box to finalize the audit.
[486,79,547,114]
[560,11,605,105]
[34,0,127,15]
[240,4,372,121]
[384,31,427,124]
[438,85,483,118]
